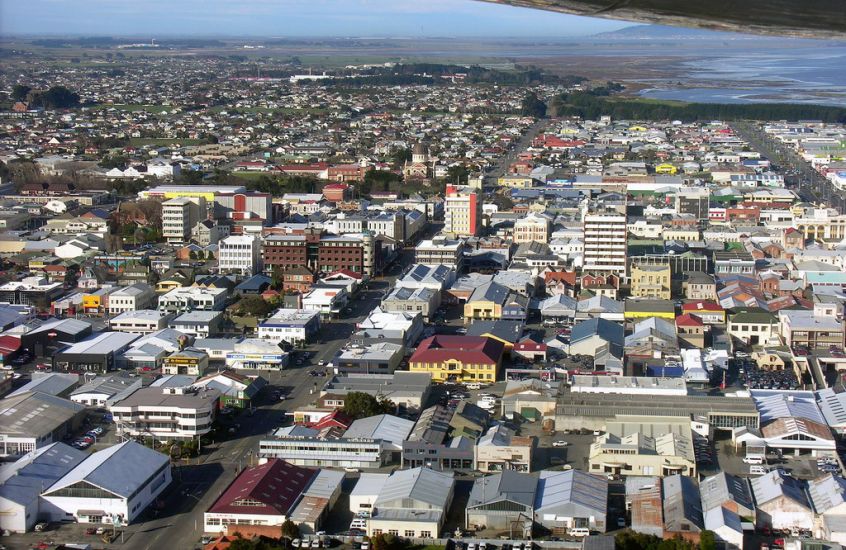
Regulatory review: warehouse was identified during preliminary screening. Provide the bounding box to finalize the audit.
[20,318,93,358]
[53,332,140,373]
[0,391,87,457]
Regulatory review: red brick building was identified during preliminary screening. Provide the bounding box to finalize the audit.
[322,183,351,202]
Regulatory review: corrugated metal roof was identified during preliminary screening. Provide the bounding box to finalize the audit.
[807,473,846,514]
[344,414,414,447]
[700,472,753,514]
[750,470,811,509]
[468,470,537,509]
[535,470,607,516]
[44,441,168,498]
[662,475,703,532]
[375,467,454,510]
[0,443,86,506]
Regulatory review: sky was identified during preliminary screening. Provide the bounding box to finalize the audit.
[0,0,630,38]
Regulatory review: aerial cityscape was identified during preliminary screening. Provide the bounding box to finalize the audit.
[1,2,846,550]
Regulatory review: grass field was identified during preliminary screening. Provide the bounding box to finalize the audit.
[232,171,271,181]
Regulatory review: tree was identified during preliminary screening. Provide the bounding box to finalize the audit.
[342,392,395,419]
[236,295,276,317]
[11,84,31,102]
[698,531,717,550]
[371,533,408,550]
[445,165,469,185]
[99,155,128,170]
[280,519,300,540]
[390,147,412,167]
[30,86,81,109]
[520,92,547,118]
[207,251,215,260]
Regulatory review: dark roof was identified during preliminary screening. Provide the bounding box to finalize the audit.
[207,459,315,516]
[466,320,525,344]
[236,274,273,292]
[570,318,624,346]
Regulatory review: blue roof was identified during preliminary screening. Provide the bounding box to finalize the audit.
[235,274,272,292]
[570,318,624,346]
[0,443,86,506]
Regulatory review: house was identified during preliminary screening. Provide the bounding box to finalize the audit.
[727,309,779,347]
[681,300,726,324]
[466,470,536,534]
[366,467,455,538]
[203,459,316,533]
[408,335,505,384]
[39,441,171,526]
[750,470,814,531]
[534,470,609,535]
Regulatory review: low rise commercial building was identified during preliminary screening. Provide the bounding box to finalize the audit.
[474,424,533,473]
[321,372,432,411]
[53,332,141,374]
[167,310,224,338]
[107,283,156,315]
[70,373,143,408]
[109,310,173,335]
[110,385,220,442]
[224,338,289,370]
[466,470,536,535]
[534,470,609,535]
[158,286,227,314]
[0,391,86,457]
[408,335,505,384]
[333,342,405,375]
[257,308,321,345]
[366,467,455,538]
[161,348,209,376]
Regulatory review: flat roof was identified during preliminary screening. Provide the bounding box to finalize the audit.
[557,390,760,420]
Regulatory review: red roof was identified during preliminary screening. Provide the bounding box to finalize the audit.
[682,300,724,313]
[309,409,352,430]
[207,459,315,516]
[515,338,547,352]
[410,335,505,365]
[676,313,704,327]
[323,183,350,190]
[324,269,362,280]
[0,335,21,357]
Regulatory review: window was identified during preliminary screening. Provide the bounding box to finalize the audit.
[420,531,432,538]
[405,531,415,537]
[388,530,399,536]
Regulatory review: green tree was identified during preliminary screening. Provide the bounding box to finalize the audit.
[280,519,300,540]
[189,250,198,260]
[520,92,547,118]
[237,295,276,317]
[30,85,81,109]
[207,251,215,261]
[390,147,412,167]
[11,84,31,102]
[99,155,128,170]
[698,531,717,550]
[445,165,469,185]
[342,392,395,419]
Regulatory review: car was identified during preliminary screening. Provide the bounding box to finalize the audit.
[34,522,49,532]
[85,527,98,535]
[201,536,213,544]
[292,540,301,548]
[552,440,569,447]
[89,426,104,436]
[311,540,321,548]
[318,360,326,366]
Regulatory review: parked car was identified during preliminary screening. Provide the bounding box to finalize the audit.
[552,440,569,447]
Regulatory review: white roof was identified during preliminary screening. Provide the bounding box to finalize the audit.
[344,414,414,447]
[59,331,140,355]
[816,388,846,428]
[351,473,390,498]
[753,391,826,424]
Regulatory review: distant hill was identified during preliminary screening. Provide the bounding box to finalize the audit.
[590,24,763,40]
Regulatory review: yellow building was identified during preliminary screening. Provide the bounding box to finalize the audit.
[655,163,678,175]
[497,175,535,189]
[408,335,505,384]
[624,298,676,320]
[630,264,672,300]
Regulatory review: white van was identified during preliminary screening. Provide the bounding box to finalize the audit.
[743,456,764,465]
[568,528,590,537]
[350,518,367,530]
[466,382,483,390]
[750,465,768,475]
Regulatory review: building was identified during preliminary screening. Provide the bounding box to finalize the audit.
[162,196,206,244]
[317,233,375,277]
[158,286,227,314]
[192,370,266,409]
[474,424,533,473]
[203,459,316,533]
[401,405,476,471]
[408,335,505,384]
[382,286,440,320]
[727,309,779,347]
[0,443,87,533]
[463,282,527,323]
[168,310,224,338]
[161,348,209,376]
[258,432,386,469]
[218,234,263,276]
[107,283,156,315]
[224,338,289,371]
[0,391,86,457]
[534,470,609,535]
[588,417,697,477]
[683,272,717,300]
[7,373,79,399]
[630,264,671,300]
[0,276,63,307]
[333,342,405,375]
[466,470,536,534]
[366,467,455,538]
[779,303,845,350]
[321,372,432,412]
[713,251,756,277]
[257,308,321,345]
[444,185,482,237]
[662,475,704,542]
[750,470,814,531]
[110,310,172,335]
[39,441,171,526]
[110,385,220,442]
[70,374,143,408]
[53,332,140,374]
[349,473,389,516]
[513,213,551,243]
[415,237,466,270]
[675,187,710,220]
[356,307,424,347]
[582,209,627,279]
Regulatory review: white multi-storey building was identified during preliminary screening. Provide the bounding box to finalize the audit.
[582,210,628,277]
[162,196,205,244]
[107,283,156,314]
[110,385,220,442]
[218,234,262,276]
[157,286,227,314]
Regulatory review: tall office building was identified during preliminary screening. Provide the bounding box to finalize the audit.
[582,208,628,278]
[675,187,710,220]
[162,196,206,244]
[218,234,263,276]
[444,184,482,237]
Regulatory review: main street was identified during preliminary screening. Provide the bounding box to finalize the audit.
[483,118,549,187]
